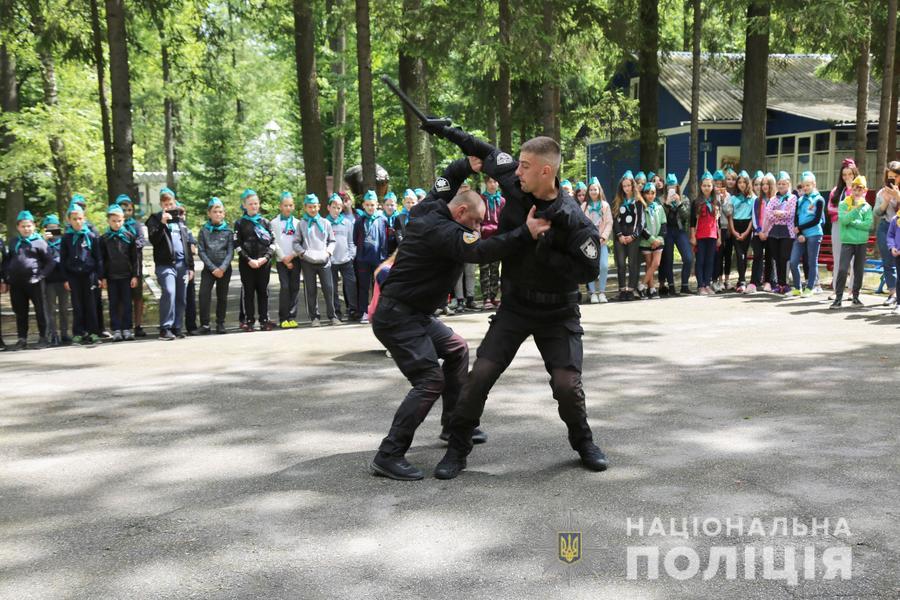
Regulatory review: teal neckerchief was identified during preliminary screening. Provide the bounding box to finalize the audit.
[777,193,790,206]
[105,227,132,244]
[279,213,296,235]
[48,237,61,250]
[204,220,229,232]
[623,198,635,209]
[124,217,139,236]
[701,195,713,215]
[327,214,344,226]
[302,213,325,234]
[384,212,398,227]
[14,233,42,253]
[69,227,92,250]
[241,212,267,235]
[360,210,383,231]
[485,191,502,210]
[588,200,602,214]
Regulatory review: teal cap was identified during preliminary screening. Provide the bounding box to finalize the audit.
[328,193,342,204]
[304,193,319,205]
[208,197,224,208]
[713,170,725,181]
[71,193,87,207]
[67,202,84,215]
[754,170,765,180]
[160,187,176,199]
[280,191,294,201]
[738,170,750,179]
[16,210,34,223]
[240,188,257,201]
[383,191,397,202]
[106,204,124,216]
[403,188,415,199]
[115,194,133,205]
[725,167,736,176]
[647,171,656,180]
[635,171,646,180]
[701,170,714,181]
[41,214,60,227]
[621,170,634,180]
[764,172,775,180]
[414,188,426,197]
[666,173,678,186]
[801,171,815,181]
[575,181,587,191]
[561,179,572,188]
[589,176,601,187]
[777,171,791,182]
[642,182,655,193]
[363,190,377,202]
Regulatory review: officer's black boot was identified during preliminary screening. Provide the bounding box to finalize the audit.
[439,427,487,444]
[433,448,467,480]
[577,442,609,472]
[371,452,424,481]
[829,293,843,309]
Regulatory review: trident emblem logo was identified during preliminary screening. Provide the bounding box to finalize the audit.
[558,532,581,564]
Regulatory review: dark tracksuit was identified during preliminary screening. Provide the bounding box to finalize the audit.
[100,229,141,331]
[123,217,146,303]
[375,158,536,458]
[749,197,770,287]
[432,127,602,459]
[233,215,275,326]
[613,200,646,291]
[60,229,103,337]
[184,230,199,332]
[44,237,69,340]
[146,212,192,332]
[353,212,388,315]
[3,235,55,340]
[198,223,234,328]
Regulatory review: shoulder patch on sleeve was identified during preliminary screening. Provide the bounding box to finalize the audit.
[434,177,450,192]
[462,231,480,244]
[496,152,513,165]
[580,239,598,260]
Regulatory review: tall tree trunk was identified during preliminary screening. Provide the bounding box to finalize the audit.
[294,0,328,200]
[877,0,897,169]
[162,43,177,190]
[105,0,137,200]
[329,0,346,188]
[689,0,701,196]
[33,41,73,215]
[540,2,559,141]
[89,0,115,199]
[855,15,871,174]
[1,45,24,235]
[889,43,900,161]
[399,0,434,189]
[498,0,512,151]
[228,3,243,124]
[739,2,770,171]
[639,0,660,171]
[682,0,691,52]
[355,0,376,192]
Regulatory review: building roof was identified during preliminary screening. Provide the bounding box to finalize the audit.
[658,52,882,125]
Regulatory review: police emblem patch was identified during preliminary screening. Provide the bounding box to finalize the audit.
[462,231,479,244]
[496,152,513,165]
[558,532,581,564]
[435,177,450,192]
[580,239,598,259]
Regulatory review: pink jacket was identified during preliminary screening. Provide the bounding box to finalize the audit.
[480,193,505,240]
[583,200,613,241]
[763,194,797,238]
[827,186,848,224]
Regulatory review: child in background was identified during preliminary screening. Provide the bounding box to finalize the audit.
[116,194,148,337]
[480,175,505,309]
[748,172,770,294]
[874,161,900,306]
[729,171,755,293]
[690,171,721,296]
[789,172,826,297]
[887,210,900,314]
[197,198,233,334]
[294,193,338,327]
[414,188,427,203]
[762,171,797,294]
[3,211,54,349]
[634,171,647,191]
[712,169,734,292]
[234,188,276,332]
[830,175,873,308]
[41,214,69,345]
[272,191,302,329]
[613,170,645,301]
[574,181,587,207]
[561,179,574,196]
[660,173,694,296]
[100,204,140,341]
[584,177,612,303]
[353,190,388,324]
[340,191,357,227]
[827,159,859,297]
[367,250,397,322]
[327,193,358,321]
[146,188,192,339]
[61,202,103,344]
[183,214,199,336]
[382,191,402,254]
[639,182,666,299]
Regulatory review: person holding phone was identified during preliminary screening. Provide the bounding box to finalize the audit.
[874,161,900,307]
[660,173,694,295]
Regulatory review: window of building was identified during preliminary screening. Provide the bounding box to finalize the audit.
[629,78,639,101]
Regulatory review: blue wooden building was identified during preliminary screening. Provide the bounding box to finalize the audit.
[587,53,895,195]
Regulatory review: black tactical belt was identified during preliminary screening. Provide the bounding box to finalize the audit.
[504,283,579,306]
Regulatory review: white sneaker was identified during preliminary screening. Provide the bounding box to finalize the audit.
[385,350,392,358]
[893,305,900,315]
[746,284,757,294]
[123,329,135,341]
[311,318,320,327]
[763,283,772,293]
[597,293,608,304]
[590,293,599,304]
[812,285,823,295]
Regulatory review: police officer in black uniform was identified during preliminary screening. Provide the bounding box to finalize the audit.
[370,156,551,481]
[420,126,610,479]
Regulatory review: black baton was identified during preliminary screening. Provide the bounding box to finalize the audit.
[380,75,452,128]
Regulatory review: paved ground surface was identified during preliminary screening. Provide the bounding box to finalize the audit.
[1,291,899,599]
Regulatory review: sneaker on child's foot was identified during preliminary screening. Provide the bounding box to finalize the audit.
[763,283,773,293]
[330,317,342,326]
[590,293,599,304]
[311,318,321,328]
[598,293,608,303]
[112,330,123,342]
[790,288,802,297]
[123,329,135,340]
[134,326,147,338]
[812,285,823,295]
[360,314,369,324]
[216,324,227,334]
[801,288,813,298]
[34,337,49,349]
